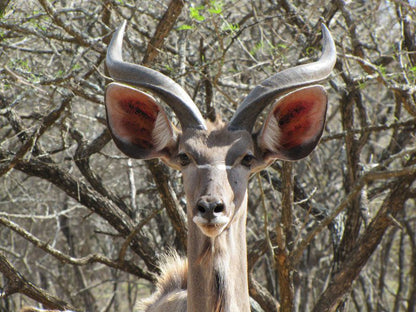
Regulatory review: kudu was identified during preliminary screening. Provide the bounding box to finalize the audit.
[22,21,336,312]
[105,21,336,312]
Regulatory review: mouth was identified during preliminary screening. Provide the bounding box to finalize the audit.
[193,216,229,237]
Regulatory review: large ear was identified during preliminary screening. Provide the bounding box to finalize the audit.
[105,82,177,160]
[257,85,327,161]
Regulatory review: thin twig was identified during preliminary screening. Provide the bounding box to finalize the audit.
[256,173,275,263]
[291,166,416,265]
[0,216,155,282]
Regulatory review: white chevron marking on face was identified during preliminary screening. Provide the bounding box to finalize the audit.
[196,163,233,170]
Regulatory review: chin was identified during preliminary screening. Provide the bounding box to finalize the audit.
[199,223,228,238]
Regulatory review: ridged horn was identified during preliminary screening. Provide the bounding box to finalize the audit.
[106,21,207,130]
[229,24,336,131]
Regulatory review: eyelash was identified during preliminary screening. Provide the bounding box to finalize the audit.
[178,153,191,166]
[241,154,255,168]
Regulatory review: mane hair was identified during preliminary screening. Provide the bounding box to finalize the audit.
[214,269,226,312]
[137,252,187,312]
[196,238,227,312]
[205,115,226,131]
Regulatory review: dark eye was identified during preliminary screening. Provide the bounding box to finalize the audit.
[241,154,255,168]
[178,153,191,166]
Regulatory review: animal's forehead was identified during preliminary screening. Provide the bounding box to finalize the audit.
[180,126,253,161]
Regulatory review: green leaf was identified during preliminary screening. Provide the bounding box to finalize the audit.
[177,24,194,31]
[222,23,239,32]
[358,81,366,90]
[190,6,205,22]
[208,0,223,14]
[377,64,386,77]
[250,41,264,56]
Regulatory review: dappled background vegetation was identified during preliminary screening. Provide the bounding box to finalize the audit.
[0,0,415,311]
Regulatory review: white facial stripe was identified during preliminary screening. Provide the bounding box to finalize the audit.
[196,163,233,170]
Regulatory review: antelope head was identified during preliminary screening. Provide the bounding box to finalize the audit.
[105,21,336,239]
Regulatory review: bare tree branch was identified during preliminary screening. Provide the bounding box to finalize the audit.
[0,254,76,311]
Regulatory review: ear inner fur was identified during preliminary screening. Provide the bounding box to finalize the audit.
[105,82,175,159]
[258,85,327,160]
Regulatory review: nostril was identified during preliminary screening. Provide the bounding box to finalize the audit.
[197,204,207,213]
[197,202,208,214]
[214,203,224,213]
[196,198,225,218]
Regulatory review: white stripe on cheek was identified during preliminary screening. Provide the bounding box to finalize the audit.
[196,164,233,170]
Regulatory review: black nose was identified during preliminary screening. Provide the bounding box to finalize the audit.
[196,197,225,221]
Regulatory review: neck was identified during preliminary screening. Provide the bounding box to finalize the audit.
[187,200,250,312]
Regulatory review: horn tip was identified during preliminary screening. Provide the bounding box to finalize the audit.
[120,20,127,31]
[116,20,127,37]
[320,23,330,38]
[320,22,337,64]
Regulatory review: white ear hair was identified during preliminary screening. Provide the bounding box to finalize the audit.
[259,110,281,152]
[152,112,176,151]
